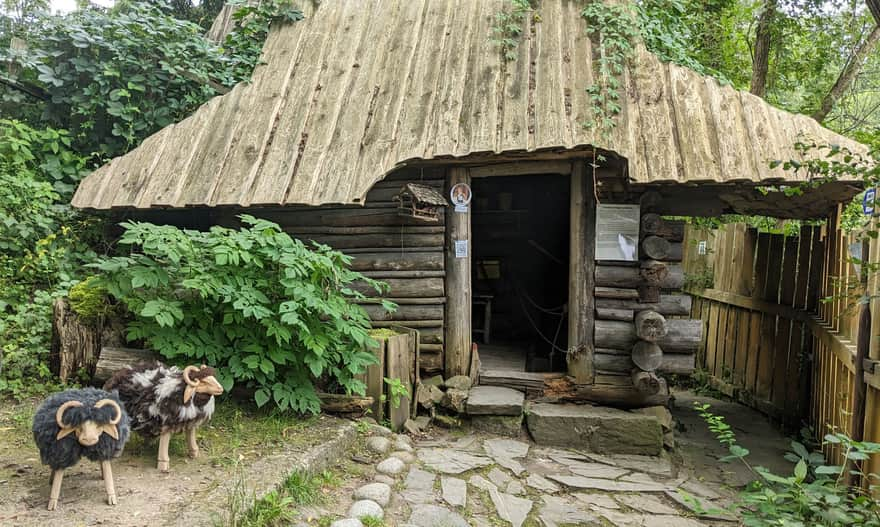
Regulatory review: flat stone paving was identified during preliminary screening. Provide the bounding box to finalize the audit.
[329,424,737,527]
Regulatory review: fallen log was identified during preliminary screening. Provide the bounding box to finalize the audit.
[317,393,374,414]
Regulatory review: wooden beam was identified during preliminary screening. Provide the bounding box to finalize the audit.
[469,160,572,178]
[567,161,595,384]
[444,167,472,377]
[693,288,812,322]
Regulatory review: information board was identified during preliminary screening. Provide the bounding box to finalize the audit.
[595,204,640,261]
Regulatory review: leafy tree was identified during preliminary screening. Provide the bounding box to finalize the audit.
[92,216,393,414]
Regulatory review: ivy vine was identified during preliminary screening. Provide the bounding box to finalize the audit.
[580,2,639,141]
[490,0,535,62]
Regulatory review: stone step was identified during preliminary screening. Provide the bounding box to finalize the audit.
[525,402,663,456]
[466,386,524,416]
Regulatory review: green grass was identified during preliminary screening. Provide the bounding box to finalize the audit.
[361,516,386,527]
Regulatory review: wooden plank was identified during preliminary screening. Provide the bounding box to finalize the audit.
[362,304,443,321]
[445,167,471,377]
[385,333,414,431]
[692,289,813,323]
[705,302,719,376]
[468,161,572,178]
[363,339,386,422]
[733,307,751,387]
[715,304,730,378]
[568,162,594,383]
[533,0,569,149]
[745,311,762,394]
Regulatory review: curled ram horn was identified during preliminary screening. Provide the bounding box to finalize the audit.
[55,400,83,440]
[94,399,123,440]
[182,365,200,404]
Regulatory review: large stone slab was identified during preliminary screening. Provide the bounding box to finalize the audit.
[547,474,667,492]
[440,476,467,507]
[466,386,524,415]
[417,448,493,474]
[470,414,523,437]
[407,505,469,527]
[526,403,663,455]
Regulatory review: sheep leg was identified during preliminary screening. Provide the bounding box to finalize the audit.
[101,461,117,505]
[47,469,64,511]
[186,427,199,458]
[157,431,171,472]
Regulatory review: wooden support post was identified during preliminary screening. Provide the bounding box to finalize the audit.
[445,167,472,377]
[567,161,595,384]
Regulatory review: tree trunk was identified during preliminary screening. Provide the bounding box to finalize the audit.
[51,299,103,383]
[812,24,880,122]
[750,0,778,97]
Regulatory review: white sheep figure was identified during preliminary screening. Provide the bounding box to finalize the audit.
[104,362,223,471]
[32,388,130,510]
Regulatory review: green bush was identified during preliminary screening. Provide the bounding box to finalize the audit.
[93,215,394,414]
[695,402,880,526]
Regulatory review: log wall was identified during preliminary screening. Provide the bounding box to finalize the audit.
[210,167,448,375]
[577,208,701,406]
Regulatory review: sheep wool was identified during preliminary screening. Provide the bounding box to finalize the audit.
[32,388,131,470]
[105,362,217,437]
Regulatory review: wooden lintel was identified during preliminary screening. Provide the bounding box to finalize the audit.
[469,160,572,178]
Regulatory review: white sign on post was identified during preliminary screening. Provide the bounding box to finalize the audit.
[454,239,468,258]
[595,204,640,261]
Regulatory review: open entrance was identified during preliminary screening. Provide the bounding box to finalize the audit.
[470,174,570,374]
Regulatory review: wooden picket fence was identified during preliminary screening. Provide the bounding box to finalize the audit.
[683,207,880,476]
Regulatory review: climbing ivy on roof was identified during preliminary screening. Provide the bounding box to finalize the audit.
[580,2,639,140]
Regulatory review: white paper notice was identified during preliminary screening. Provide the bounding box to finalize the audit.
[454,239,468,258]
[596,204,640,261]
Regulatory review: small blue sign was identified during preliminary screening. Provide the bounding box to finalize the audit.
[864,188,876,215]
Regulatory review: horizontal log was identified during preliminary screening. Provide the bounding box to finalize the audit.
[343,246,445,254]
[595,263,684,290]
[595,287,639,300]
[641,236,682,262]
[371,319,444,328]
[362,304,443,321]
[351,277,444,297]
[357,297,446,305]
[269,206,446,227]
[362,270,445,278]
[419,343,443,352]
[641,214,685,242]
[419,350,442,373]
[543,376,670,408]
[593,352,694,375]
[287,225,445,235]
[595,294,692,316]
[317,393,373,413]
[366,181,443,203]
[596,307,634,322]
[595,319,701,354]
[348,251,444,272]
[93,347,159,385]
[290,232,444,249]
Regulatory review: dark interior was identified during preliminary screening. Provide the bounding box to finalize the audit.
[470,174,570,373]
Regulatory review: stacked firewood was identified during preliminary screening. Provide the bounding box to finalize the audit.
[593,213,701,398]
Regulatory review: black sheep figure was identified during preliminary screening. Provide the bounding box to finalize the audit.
[104,362,223,472]
[32,387,130,510]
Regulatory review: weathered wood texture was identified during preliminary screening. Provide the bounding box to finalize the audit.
[683,221,824,429]
[595,263,684,289]
[73,0,864,212]
[445,168,471,377]
[568,162,595,383]
[93,347,160,385]
[543,375,670,408]
[51,299,103,383]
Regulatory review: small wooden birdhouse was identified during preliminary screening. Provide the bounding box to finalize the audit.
[393,183,448,222]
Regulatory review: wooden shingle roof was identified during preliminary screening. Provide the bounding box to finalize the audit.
[72,0,865,211]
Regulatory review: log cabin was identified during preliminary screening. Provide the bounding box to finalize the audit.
[71,0,865,409]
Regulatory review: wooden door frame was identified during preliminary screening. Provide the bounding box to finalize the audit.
[443,161,595,382]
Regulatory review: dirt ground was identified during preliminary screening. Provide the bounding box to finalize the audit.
[0,397,354,527]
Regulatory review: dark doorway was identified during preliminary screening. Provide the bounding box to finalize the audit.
[470,174,570,373]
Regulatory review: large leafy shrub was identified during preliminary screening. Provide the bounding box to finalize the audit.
[93,216,392,414]
[0,120,98,397]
